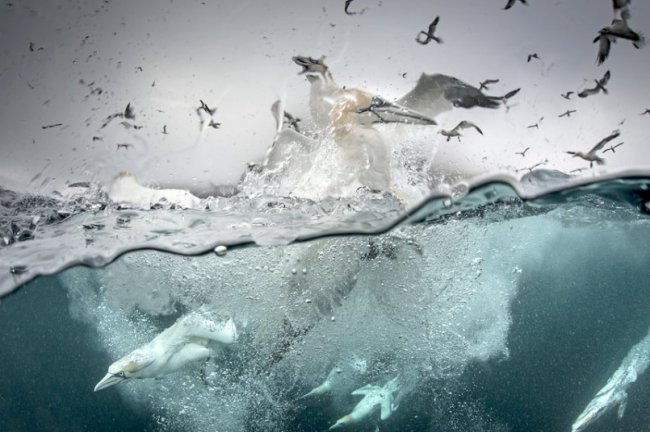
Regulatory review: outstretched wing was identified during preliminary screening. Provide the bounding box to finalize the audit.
[178,313,238,344]
[351,384,380,396]
[590,130,620,153]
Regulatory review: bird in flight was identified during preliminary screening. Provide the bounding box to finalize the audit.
[439,121,483,142]
[504,0,527,10]
[561,91,574,100]
[515,147,531,157]
[527,53,540,63]
[479,78,500,91]
[578,70,611,98]
[527,117,544,128]
[566,130,620,167]
[559,110,576,118]
[416,16,443,45]
[602,142,624,153]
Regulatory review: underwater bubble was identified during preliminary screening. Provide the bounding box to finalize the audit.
[214,245,227,256]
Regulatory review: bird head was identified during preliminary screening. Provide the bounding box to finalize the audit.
[328,414,352,430]
[94,352,152,391]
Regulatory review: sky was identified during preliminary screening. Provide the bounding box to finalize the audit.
[0,0,648,194]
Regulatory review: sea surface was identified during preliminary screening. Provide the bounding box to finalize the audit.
[2,172,650,432]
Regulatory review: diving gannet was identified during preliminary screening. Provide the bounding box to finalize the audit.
[565,130,620,167]
[504,0,527,10]
[416,16,443,45]
[328,376,401,430]
[558,109,576,118]
[578,70,611,98]
[104,171,201,209]
[439,120,483,142]
[94,312,237,391]
[571,324,650,432]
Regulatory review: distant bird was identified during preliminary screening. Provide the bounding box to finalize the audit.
[504,0,527,10]
[527,53,540,62]
[197,100,221,130]
[416,16,443,45]
[578,70,611,98]
[559,110,576,118]
[135,66,143,72]
[640,109,650,116]
[344,0,363,15]
[29,42,34,52]
[520,160,548,173]
[527,117,544,128]
[283,111,302,132]
[197,100,216,116]
[162,125,168,134]
[92,136,103,141]
[151,80,156,87]
[594,19,645,65]
[566,130,620,167]
[116,143,133,150]
[515,147,531,157]
[124,103,135,120]
[603,142,624,153]
[41,123,63,129]
[479,78,500,91]
[561,91,574,100]
[439,120,483,142]
[208,119,221,129]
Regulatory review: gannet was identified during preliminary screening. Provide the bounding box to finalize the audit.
[558,109,576,118]
[578,70,611,98]
[94,312,237,391]
[527,53,540,62]
[439,120,483,142]
[515,147,530,157]
[101,103,136,129]
[504,0,527,10]
[561,91,574,100]
[566,130,620,167]
[416,16,443,45]
[602,142,624,153]
[594,19,645,65]
[104,171,202,209]
[526,117,544,129]
[328,376,400,430]
[639,109,650,116]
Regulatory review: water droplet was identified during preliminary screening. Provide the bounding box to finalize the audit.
[305,299,312,304]
[214,245,227,256]
[302,268,307,274]
[291,268,297,275]
[331,316,336,321]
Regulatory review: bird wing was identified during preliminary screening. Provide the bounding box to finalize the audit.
[594,35,612,65]
[429,16,439,32]
[600,70,611,85]
[504,0,516,9]
[578,86,599,98]
[590,131,620,153]
[177,313,238,344]
[351,384,380,396]
[458,120,483,134]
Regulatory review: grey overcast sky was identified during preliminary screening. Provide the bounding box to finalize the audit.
[0,0,648,193]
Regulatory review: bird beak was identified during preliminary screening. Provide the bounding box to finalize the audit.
[357,98,437,126]
[94,372,127,392]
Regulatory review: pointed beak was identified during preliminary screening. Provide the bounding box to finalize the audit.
[357,97,437,126]
[94,372,126,392]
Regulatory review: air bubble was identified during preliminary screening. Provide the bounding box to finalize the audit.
[214,245,227,256]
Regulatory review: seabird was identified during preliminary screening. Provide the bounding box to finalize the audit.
[640,109,650,116]
[479,78,499,91]
[416,16,443,45]
[124,103,135,120]
[439,120,483,142]
[603,142,624,153]
[116,143,133,150]
[515,147,530,157]
[162,125,168,134]
[504,0,527,10]
[527,53,540,62]
[300,366,341,399]
[578,71,611,98]
[196,100,221,130]
[561,91,574,100]
[344,0,366,16]
[559,110,576,118]
[565,130,620,167]
[328,377,400,430]
[94,312,237,391]
[594,19,645,65]
[41,123,63,129]
[101,103,136,128]
[527,116,544,128]
[198,99,216,116]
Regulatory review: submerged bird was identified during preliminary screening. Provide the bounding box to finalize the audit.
[504,0,527,10]
[578,71,611,98]
[479,78,500,91]
[300,366,341,399]
[439,120,483,142]
[561,91,574,100]
[329,377,401,430]
[565,130,620,167]
[559,110,576,118]
[94,311,237,391]
[571,324,650,432]
[416,16,443,45]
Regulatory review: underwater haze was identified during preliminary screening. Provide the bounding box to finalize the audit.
[2,1,650,432]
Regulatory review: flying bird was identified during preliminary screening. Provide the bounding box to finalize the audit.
[594,19,645,65]
[578,70,611,98]
[603,142,624,153]
[197,100,216,116]
[439,120,483,142]
[561,91,574,100]
[116,143,133,150]
[124,103,135,120]
[504,0,527,10]
[515,147,530,157]
[162,125,168,134]
[101,103,136,128]
[283,111,302,132]
[527,53,540,62]
[527,117,544,128]
[559,110,576,118]
[479,78,500,91]
[640,109,650,116]
[416,16,443,45]
[566,130,620,166]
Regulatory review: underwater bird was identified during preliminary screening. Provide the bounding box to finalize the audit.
[504,0,527,10]
[94,311,237,391]
[329,377,401,430]
[416,16,443,45]
[515,147,530,157]
[527,53,540,62]
[603,142,624,153]
[640,109,650,116]
[558,110,576,118]
[571,324,650,432]
[578,70,611,98]
[439,120,483,142]
[527,117,544,128]
[561,91,574,100]
[479,78,500,91]
[300,366,341,399]
[565,130,620,167]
